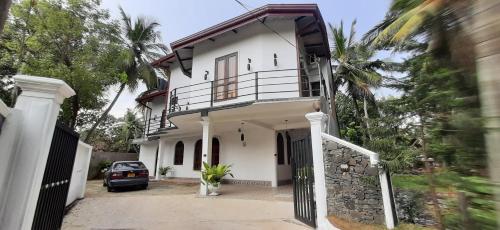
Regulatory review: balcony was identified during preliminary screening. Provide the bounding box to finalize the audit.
[168,69,326,116]
[143,109,176,136]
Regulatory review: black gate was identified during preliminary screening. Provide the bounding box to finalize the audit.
[32,122,79,230]
[291,136,316,227]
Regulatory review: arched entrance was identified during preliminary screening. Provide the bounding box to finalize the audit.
[211,138,220,165]
[193,139,202,170]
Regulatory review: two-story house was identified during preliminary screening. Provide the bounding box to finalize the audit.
[133,4,334,192]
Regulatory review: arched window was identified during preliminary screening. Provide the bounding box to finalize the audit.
[174,141,184,165]
[286,133,291,165]
[193,140,203,170]
[212,138,220,166]
[277,133,285,165]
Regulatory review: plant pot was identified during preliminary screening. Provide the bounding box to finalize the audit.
[160,174,167,180]
[208,182,221,196]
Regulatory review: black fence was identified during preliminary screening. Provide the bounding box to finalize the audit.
[143,109,176,136]
[291,136,317,227]
[169,69,324,113]
[32,122,79,230]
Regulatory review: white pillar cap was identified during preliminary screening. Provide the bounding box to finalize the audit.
[14,75,75,104]
[305,112,328,122]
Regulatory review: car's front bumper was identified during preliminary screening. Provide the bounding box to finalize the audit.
[108,178,148,188]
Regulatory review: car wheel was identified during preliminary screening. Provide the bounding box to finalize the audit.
[107,186,113,192]
[103,180,107,187]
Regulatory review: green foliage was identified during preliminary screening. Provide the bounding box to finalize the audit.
[201,163,234,185]
[159,166,172,176]
[98,160,112,171]
[80,109,143,152]
[1,0,124,128]
[393,172,498,229]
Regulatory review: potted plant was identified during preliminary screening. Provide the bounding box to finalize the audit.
[159,166,172,179]
[201,162,234,196]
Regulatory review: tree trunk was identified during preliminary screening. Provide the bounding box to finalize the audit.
[0,0,11,36]
[69,94,79,128]
[472,0,500,222]
[363,97,372,140]
[352,95,360,119]
[329,90,341,137]
[84,83,126,142]
[419,114,444,230]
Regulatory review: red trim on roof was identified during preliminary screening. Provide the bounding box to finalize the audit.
[151,53,176,67]
[135,90,168,102]
[170,4,326,51]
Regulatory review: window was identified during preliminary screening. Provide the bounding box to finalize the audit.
[214,53,238,101]
[174,141,184,165]
[193,140,202,170]
[277,133,285,165]
[113,162,146,170]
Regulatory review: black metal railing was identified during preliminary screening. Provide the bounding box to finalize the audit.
[168,68,324,113]
[144,109,175,136]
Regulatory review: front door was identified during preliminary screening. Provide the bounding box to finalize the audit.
[214,53,238,101]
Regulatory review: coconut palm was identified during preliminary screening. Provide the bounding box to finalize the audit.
[84,7,168,142]
[329,20,384,139]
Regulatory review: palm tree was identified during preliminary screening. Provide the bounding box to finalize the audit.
[363,0,475,71]
[329,20,383,140]
[84,7,168,142]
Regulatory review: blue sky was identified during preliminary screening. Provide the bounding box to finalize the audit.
[100,0,396,117]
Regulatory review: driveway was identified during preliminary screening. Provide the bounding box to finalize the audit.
[62,180,310,230]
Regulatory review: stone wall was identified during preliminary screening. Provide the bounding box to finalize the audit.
[322,139,385,224]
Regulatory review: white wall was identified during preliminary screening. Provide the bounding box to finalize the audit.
[161,137,201,178]
[66,141,93,206]
[139,142,158,175]
[159,124,277,184]
[168,19,300,112]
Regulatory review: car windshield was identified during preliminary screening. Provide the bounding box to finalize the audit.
[113,162,146,170]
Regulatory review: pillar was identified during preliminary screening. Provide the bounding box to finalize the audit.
[0,75,74,230]
[199,116,213,196]
[155,140,166,180]
[306,112,336,230]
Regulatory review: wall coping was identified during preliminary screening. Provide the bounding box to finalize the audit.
[0,100,9,118]
[14,75,75,104]
[321,133,379,166]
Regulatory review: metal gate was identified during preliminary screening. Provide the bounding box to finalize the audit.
[291,136,316,227]
[32,122,79,230]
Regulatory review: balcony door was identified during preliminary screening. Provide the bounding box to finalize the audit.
[214,53,238,101]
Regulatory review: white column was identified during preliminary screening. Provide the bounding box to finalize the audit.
[199,116,213,196]
[155,140,165,180]
[379,170,395,229]
[0,75,74,230]
[306,112,337,230]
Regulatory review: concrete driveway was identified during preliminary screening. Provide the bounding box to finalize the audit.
[62,180,310,230]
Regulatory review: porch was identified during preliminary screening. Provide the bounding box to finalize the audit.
[139,98,321,191]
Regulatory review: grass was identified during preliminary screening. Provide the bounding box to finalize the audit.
[392,171,497,229]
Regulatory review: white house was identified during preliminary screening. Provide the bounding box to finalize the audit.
[134,4,335,192]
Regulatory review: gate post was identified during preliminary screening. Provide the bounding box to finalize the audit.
[0,75,75,230]
[306,112,336,230]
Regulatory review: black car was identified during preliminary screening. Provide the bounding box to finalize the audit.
[103,161,149,192]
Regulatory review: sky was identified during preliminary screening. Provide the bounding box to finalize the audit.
[100,0,396,118]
